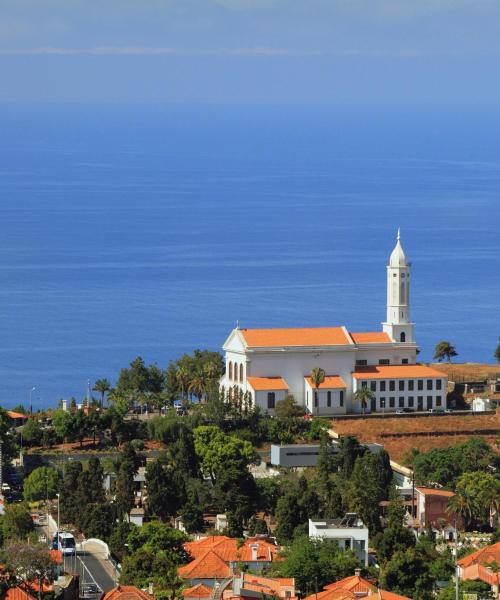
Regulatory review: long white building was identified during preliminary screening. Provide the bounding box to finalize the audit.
[221,231,447,415]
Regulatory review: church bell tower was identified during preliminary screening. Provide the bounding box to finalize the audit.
[382,229,415,344]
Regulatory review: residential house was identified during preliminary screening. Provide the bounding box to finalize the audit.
[414,487,459,540]
[303,572,411,600]
[180,536,280,588]
[308,515,369,566]
[224,573,297,600]
[458,542,500,600]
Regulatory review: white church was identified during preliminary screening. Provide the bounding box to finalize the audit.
[221,231,447,415]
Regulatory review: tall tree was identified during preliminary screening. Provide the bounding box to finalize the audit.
[310,367,325,416]
[23,466,60,502]
[353,387,375,414]
[93,378,111,407]
[434,341,458,362]
[115,461,136,521]
[495,337,500,364]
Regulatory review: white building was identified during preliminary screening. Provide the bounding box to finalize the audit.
[308,515,369,566]
[221,231,447,415]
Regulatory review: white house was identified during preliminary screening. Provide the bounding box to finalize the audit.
[221,231,447,415]
[308,515,369,566]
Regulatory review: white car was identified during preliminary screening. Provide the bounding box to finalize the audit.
[53,531,76,556]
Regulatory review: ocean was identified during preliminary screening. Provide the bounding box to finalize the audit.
[0,104,499,409]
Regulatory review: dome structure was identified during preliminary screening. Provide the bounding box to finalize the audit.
[389,228,409,267]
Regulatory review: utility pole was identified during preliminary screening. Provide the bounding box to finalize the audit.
[29,386,36,414]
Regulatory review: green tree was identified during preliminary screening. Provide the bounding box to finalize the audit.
[81,503,115,540]
[145,460,184,521]
[374,489,415,563]
[3,503,35,541]
[87,457,106,504]
[73,409,89,447]
[115,461,136,521]
[380,547,436,599]
[494,337,500,364]
[21,418,43,447]
[23,466,60,502]
[52,409,74,442]
[434,341,458,362]
[353,387,375,414]
[446,490,479,531]
[310,367,326,416]
[193,425,258,482]
[275,395,305,419]
[272,535,361,592]
[93,378,111,407]
[109,521,134,562]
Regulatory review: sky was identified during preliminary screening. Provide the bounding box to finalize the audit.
[1,0,500,105]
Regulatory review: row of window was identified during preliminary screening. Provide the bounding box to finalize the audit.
[356,358,409,366]
[361,378,442,392]
[376,396,442,409]
[227,361,244,383]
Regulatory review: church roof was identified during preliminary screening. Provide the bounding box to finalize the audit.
[353,365,446,379]
[240,327,351,348]
[247,376,289,391]
[349,332,391,344]
[389,229,409,267]
[304,375,347,389]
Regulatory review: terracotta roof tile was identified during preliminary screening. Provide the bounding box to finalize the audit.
[305,375,346,389]
[102,586,154,600]
[3,588,34,600]
[182,584,213,598]
[178,549,232,580]
[247,377,289,391]
[350,333,392,345]
[458,542,500,569]
[353,365,447,380]
[241,327,350,348]
[416,487,455,498]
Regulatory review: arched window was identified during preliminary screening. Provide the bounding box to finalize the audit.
[228,362,233,380]
[240,364,244,382]
[234,363,239,382]
[400,332,406,342]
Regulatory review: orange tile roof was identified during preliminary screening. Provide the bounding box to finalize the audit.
[305,375,347,389]
[247,377,289,391]
[3,588,34,600]
[240,574,297,599]
[102,586,154,600]
[379,590,412,600]
[458,542,500,569]
[305,575,411,600]
[350,332,392,344]
[353,365,447,380]
[7,411,28,420]
[178,549,232,580]
[182,584,213,598]
[325,575,376,595]
[241,327,350,348]
[416,487,455,498]
[181,535,279,569]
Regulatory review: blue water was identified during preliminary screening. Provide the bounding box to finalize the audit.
[0,104,499,409]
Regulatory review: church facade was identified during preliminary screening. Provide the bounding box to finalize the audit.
[221,231,447,415]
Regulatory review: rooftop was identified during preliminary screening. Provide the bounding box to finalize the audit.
[353,364,446,380]
[304,375,347,389]
[240,327,351,348]
[247,376,289,391]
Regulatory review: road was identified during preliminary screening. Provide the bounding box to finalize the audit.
[76,553,117,594]
[41,518,117,595]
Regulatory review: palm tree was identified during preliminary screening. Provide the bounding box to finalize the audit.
[176,366,191,405]
[310,367,326,416]
[189,372,207,403]
[204,361,221,381]
[93,378,111,408]
[353,387,375,414]
[446,490,479,530]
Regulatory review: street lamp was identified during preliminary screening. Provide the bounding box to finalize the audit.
[29,387,36,414]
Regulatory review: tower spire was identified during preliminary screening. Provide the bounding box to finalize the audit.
[397,227,400,241]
